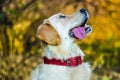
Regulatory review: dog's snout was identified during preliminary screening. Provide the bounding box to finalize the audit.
[80,8,86,13]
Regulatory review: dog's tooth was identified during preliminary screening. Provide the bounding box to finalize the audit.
[87,25,90,27]
[85,24,87,27]
[85,24,90,27]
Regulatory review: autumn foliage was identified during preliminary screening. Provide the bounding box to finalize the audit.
[0,0,120,80]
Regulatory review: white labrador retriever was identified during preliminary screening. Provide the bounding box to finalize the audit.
[31,8,92,80]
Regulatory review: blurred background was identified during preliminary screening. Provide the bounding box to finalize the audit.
[0,0,120,80]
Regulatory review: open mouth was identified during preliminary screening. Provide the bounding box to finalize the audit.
[69,18,91,40]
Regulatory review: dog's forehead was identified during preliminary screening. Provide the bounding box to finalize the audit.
[48,13,63,20]
[47,13,63,24]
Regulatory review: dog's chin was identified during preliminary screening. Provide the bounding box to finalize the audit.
[69,18,91,40]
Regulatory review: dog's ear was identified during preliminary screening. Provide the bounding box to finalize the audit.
[37,20,61,45]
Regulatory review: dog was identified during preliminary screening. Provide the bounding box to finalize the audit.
[31,8,92,80]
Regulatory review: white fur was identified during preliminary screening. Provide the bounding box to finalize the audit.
[31,63,91,80]
[31,9,92,80]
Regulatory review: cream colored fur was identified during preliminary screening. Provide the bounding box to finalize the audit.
[31,9,92,80]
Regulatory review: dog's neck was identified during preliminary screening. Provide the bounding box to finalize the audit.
[43,42,84,60]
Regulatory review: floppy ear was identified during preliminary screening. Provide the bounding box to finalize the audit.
[37,20,61,45]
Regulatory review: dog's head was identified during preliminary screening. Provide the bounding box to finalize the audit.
[37,8,92,45]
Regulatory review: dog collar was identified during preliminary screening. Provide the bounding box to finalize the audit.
[44,56,82,67]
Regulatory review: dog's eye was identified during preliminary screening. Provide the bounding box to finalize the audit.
[59,15,66,19]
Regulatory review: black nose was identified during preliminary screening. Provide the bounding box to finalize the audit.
[80,8,86,13]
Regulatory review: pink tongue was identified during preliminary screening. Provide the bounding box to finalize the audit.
[71,27,86,40]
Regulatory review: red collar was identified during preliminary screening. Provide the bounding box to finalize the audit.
[44,56,82,67]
